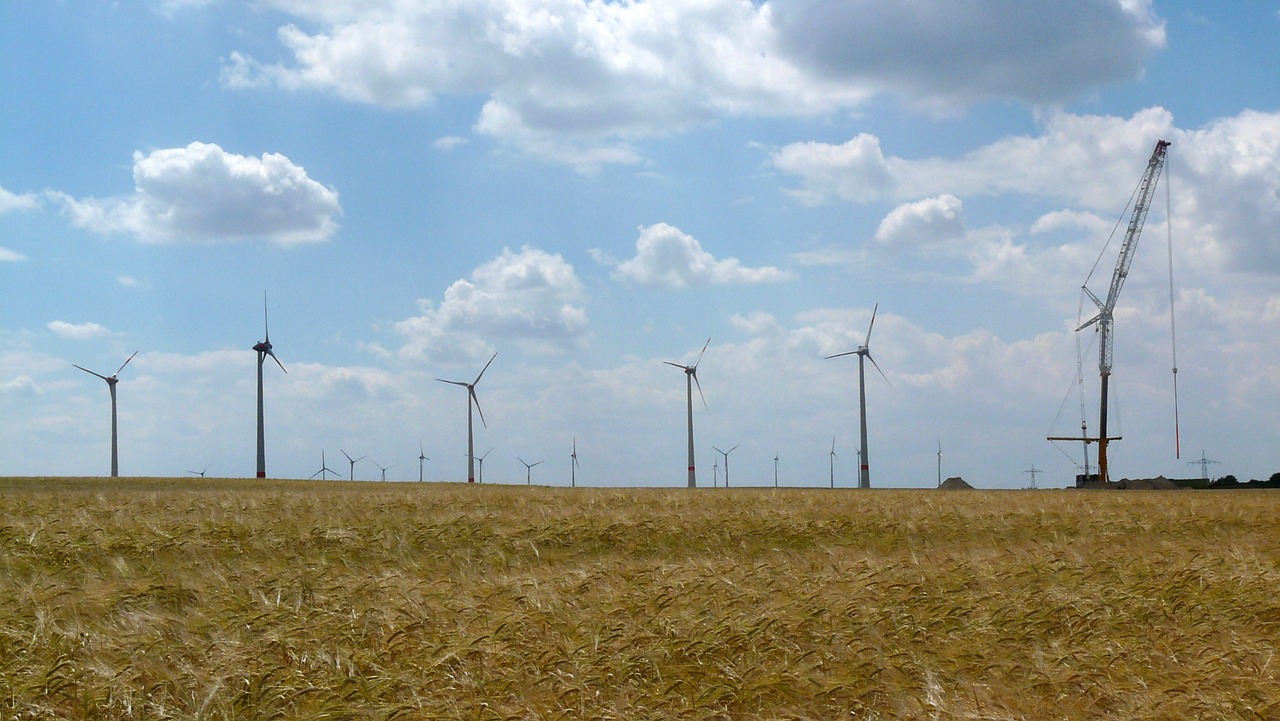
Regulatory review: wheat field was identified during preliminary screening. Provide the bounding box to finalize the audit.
[2,478,1278,719]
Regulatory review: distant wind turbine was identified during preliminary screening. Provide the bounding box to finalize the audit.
[253,293,286,479]
[518,457,543,485]
[828,437,837,488]
[73,350,137,478]
[309,451,340,480]
[418,443,430,483]
[937,440,943,488]
[713,445,739,487]
[373,461,394,482]
[437,352,496,484]
[341,449,366,481]
[664,338,709,488]
[477,447,493,484]
[826,304,892,489]
[712,459,719,487]
[187,463,210,478]
[570,437,580,487]
[773,453,779,488]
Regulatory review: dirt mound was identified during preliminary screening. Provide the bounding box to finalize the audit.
[939,476,974,490]
[1115,475,1183,490]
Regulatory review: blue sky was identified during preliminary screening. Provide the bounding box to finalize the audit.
[2,0,1278,487]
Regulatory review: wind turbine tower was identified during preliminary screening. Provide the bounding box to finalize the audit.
[518,457,543,485]
[828,438,837,488]
[826,304,892,489]
[570,437,580,487]
[418,443,429,483]
[253,294,287,478]
[937,440,943,488]
[773,453,779,488]
[713,445,739,487]
[73,351,137,477]
[664,338,709,488]
[437,353,496,483]
[341,450,366,481]
[477,447,493,484]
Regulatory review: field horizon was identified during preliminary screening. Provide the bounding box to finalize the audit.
[3,477,1278,719]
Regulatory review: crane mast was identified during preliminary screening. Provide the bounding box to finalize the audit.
[1051,139,1169,484]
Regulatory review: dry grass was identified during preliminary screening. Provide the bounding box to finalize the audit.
[2,478,1279,719]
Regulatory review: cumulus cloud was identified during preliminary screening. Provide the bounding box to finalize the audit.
[0,247,27,262]
[770,0,1164,108]
[597,223,793,287]
[774,107,1280,274]
[874,195,966,249]
[1,185,40,213]
[222,1,1161,167]
[50,142,341,245]
[47,321,111,340]
[395,246,588,361]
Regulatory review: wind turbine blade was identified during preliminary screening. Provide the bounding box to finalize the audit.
[262,292,271,343]
[518,456,527,466]
[867,353,895,390]
[532,461,543,468]
[692,370,707,410]
[341,450,353,463]
[115,351,139,376]
[865,303,879,345]
[729,445,740,453]
[662,361,688,370]
[72,364,109,381]
[355,455,367,463]
[825,350,858,360]
[267,350,287,374]
[713,446,724,455]
[692,337,710,369]
[472,387,487,428]
[473,352,497,385]
[436,378,468,387]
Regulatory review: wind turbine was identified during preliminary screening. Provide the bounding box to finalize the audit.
[187,463,210,478]
[418,443,430,483]
[518,457,543,485]
[310,451,340,480]
[713,445,739,487]
[341,449,366,481]
[373,461,394,482]
[826,304,892,489]
[253,293,286,479]
[712,460,719,487]
[570,437,580,487]
[773,453,779,488]
[436,352,496,483]
[73,350,137,478]
[477,447,493,484]
[828,437,837,488]
[664,338,709,488]
[937,440,943,488]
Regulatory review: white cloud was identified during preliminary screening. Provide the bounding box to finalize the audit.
[0,247,27,262]
[432,136,469,151]
[50,142,341,245]
[47,321,111,340]
[222,1,1161,166]
[775,107,1280,274]
[874,195,965,249]
[600,222,793,287]
[1,185,40,213]
[395,246,588,362]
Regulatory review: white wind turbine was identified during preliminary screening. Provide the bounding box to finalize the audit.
[341,449,366,481]
[373,461,394,482]
[187,463,211,478]
[570,437,580,487]
[309,451,340,480]
[664,338,709,488]
[418,443,430,483]
[827,437,837,488]
[826,304,892,489]
[773,453,779,488]
[253,293,286,479]
[477,447,493,484]
[518,457,543,485]
[73,350,138,478]
[713,444,739,487]
[437,352,496,484]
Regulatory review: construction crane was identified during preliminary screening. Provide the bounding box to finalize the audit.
[1049,139,1170,484]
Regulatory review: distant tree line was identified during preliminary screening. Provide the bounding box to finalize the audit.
[1207,473,1280,489]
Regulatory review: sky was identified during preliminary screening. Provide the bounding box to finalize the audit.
[2,0,1278,488]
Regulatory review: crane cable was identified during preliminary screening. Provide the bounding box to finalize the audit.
[1166,149,1182,459]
